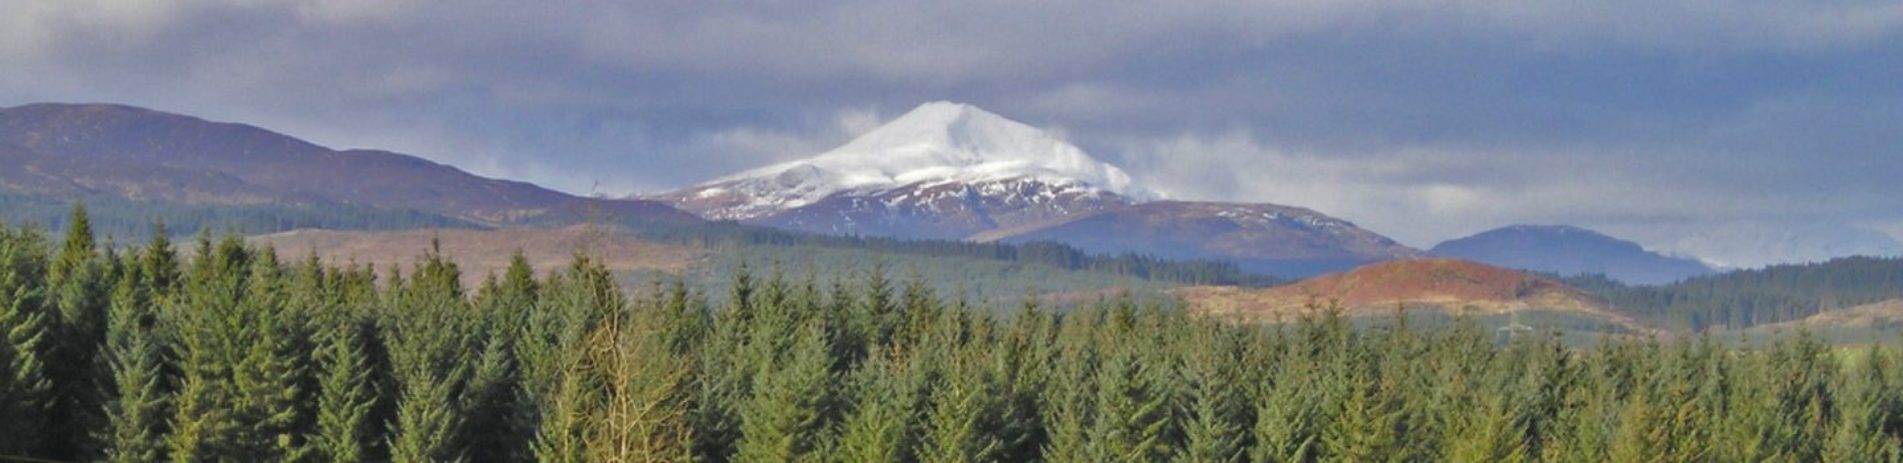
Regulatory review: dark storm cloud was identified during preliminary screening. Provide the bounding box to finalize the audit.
[3,0,1900,266]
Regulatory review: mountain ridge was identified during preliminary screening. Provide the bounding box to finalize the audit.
[1431,224,1714,285]
[0,102,699,227]
[654,102,1418,277]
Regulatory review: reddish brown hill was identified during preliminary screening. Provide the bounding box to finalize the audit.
[1177,258,1635,326]
[0,103,698,226]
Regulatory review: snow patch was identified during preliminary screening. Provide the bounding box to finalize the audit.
[690,102,1157,219]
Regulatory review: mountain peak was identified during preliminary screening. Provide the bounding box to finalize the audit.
[722,101,1152,199]
[667,102,1158,222]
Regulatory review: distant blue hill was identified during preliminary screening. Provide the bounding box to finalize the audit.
[1431,225,1713,285]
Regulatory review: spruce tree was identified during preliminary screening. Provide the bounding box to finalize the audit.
[312,319,377,463]
[165,235,252,462]
[1175,326,1250,463]
[1826,346,1903,460]
[101,260,170,463]
[836,350,921,463]
[229,248,311,460]
[1089,341,1173,462]
[735,322,835,462]
[465,252,537,463]
[0,225,52,457]
[385,244,478,463]
[45,203,111,458]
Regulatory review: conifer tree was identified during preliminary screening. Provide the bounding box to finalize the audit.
[1090,341,1174,462]
[228,248,311,460]
[1175,325,1250,463]
[165,235,253,462]
[386,243,478,463]
[101,259,170,463]
[44,203,111,458]
[1826,346,1903,461]
[312,318,377,463]
[464,252,538,463]
[0,225,52,457]
[836,350,921,463]
[917,319,1004,463]
[1042,309,1101,463]
[735,322,835,462]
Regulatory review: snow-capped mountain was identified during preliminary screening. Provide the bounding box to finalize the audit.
[650,101,1156,239]
[653,102,1422,277]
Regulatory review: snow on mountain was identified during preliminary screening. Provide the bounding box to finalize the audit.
[648,102,1427,276]
[657,101,1157,222]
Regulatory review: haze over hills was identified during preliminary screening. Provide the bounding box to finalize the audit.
[0,103,699,230]
[654,102,1419,277]
[1432,225,1714,285]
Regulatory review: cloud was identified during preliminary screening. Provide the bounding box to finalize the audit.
[1,0,1899,266]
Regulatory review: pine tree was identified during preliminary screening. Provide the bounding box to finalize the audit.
[0,225,53,457]
[918,334,1004,463]
[1825,346,1902,461]
[1042,309,1101,463]
[835,350,921,463]
[101,260,170,463]
[1090,341,1174,462]
[385,244,478,463]
[1175,325,1250,463]
[228,248,311,460]
[312,318,377,463]
[44,203,111,459]
[735,322,835,462]
[165,235,252,462]
[465,252,537,463]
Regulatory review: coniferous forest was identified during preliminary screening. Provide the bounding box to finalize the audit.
[5,207,1903,462]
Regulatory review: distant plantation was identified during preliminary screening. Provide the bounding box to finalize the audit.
[3,207,1902,462]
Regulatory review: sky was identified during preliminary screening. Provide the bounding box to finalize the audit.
[3,0,1901,268]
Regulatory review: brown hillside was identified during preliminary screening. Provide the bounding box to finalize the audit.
[1177,258,1635,326]
[250,225,705,286]
[1753,299,1903,332]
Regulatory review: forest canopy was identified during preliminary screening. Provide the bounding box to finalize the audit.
[2,206,1900,462]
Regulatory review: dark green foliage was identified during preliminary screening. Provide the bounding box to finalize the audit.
[3,212,1902,461]
[313,318,377,463]
[102,258,169,463]
[1575,256,1903,330]
[44,203,112,459]
[735,322,835,462]
[0,225,52,456]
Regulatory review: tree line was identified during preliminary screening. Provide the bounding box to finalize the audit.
[1569,256,1903,331]
[636,221,1267,287]
[3,206,1901,462]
